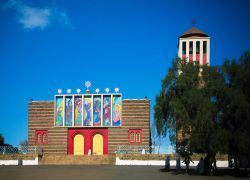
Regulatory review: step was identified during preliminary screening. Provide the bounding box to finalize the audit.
[40,154,116,165]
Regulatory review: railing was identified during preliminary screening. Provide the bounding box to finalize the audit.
[116,145,161,154]
[0,146,42,155]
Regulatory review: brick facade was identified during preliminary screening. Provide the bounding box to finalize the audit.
[28,99,150,155]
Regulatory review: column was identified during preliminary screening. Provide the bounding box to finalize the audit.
[207,39,210,65]
[72,96,75,127]
[178,39,182,58]
[186,40,189,61]
[200,40,203,65]
[193,40,196,61]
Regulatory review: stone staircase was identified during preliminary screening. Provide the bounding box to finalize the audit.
[40,154,116,165]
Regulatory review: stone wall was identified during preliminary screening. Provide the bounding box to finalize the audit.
[28,99,150,155]
[108,99,150,153]
[28,101,67,155]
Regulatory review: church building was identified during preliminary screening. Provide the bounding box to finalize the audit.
[28,84,150,155]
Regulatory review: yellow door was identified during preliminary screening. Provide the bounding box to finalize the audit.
[74,134,84,155]
[93,134,103,155]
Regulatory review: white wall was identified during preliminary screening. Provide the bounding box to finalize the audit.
[116,157,229,167]
[0,160,18,165]
[0,157,38,165]
[22,157,38,165]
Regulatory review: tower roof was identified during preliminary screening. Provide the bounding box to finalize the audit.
[180,27,209,38]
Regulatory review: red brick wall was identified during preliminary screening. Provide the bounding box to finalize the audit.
[108,99,150,153]
[28,102,67,155]
[28,99,150,154]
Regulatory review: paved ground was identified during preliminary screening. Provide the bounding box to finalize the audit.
[0,165,249,180]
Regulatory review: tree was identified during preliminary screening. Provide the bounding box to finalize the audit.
[19,140,29,154]
[221,51,250,168]
[150,121,164,154]
[0,133,4,146]
[154,58,227,175]
[19,140,28,147]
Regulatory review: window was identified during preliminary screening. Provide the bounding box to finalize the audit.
[189,41,193,54]
[43,133,47,142]
[38,134,41,143]
[182,42,186,54]
[35,130,48,144]
[196,41,200,54]
[130,132,135,142]
[203,41,207,53]
[128,129,142,144]
[136,132,141,142]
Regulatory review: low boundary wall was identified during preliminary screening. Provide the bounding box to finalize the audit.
[0,160,18,165]
[0,157,38,165]
[0,154,229,167]
[115,157,229,167]
[0,155,38,165]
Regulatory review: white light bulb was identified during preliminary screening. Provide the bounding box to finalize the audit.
[105,88,110,93]
[57,89,62,94]
[114,87,119,93]
[67,89,72,94]
[95,88,100,94]
[76,88,81,94]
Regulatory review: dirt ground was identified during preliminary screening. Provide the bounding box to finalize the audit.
[0,165,248,180]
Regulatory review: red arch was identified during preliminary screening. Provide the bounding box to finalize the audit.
[68,128,108,155]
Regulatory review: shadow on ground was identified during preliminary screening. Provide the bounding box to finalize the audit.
[159,168,250,178]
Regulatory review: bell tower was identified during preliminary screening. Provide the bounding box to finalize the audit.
[178,27,210,65]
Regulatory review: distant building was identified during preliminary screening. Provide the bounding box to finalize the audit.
[28,88,150,156]
[178,27,210,65]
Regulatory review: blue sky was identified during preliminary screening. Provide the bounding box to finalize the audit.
[0,0,250,152]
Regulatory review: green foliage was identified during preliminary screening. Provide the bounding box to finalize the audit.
[155,58,225,157]
[155,51,250,164]
[221,51,250,162]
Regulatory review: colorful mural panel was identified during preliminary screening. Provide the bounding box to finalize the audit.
[74,96,82,126]
[112,95,121,126]
[103,96,111,126]
[56,96,64,126]
[55,94,122,127]
[84,97,92,126]
[93,96,101,126]
[65,96,73,126]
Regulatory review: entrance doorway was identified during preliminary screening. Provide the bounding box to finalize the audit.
[74,134,84,155]
[93,134,103,155]
[68,129,108,155]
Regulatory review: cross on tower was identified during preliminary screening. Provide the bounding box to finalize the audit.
[191,19,196,26]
